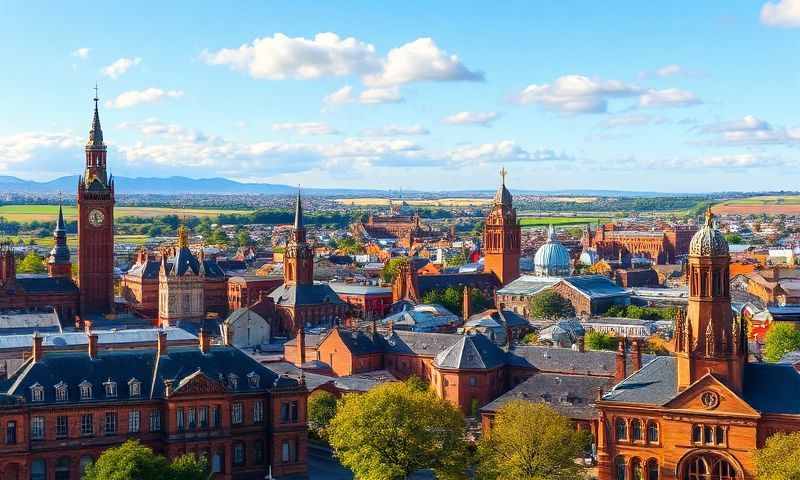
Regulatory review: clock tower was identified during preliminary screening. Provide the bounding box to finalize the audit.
[77,92,115,316]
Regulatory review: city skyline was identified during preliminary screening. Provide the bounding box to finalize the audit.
[0,1,798,192]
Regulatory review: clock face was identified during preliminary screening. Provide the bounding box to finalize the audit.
[88,209,105,227]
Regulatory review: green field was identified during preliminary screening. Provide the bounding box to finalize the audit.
[3,234,150,248]
[718,195,800,206]
[0,205,252,222]
[519,216,607,227]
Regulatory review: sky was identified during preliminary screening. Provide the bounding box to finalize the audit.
[0,1,798,192]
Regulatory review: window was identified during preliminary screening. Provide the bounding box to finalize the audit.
[212,452,223,473]
[81,414,93,436]
[128,378,141,397]
[469,377,478,386]
[685,454,737,480]
[615,456,626,480]
[128,410,140,433]
[199,407,208,429]
[176,409,185,431]
[715,426,725,445]
[31,459,46,480]
[233,442,245,465]
[55,457,70,480]
[247,371,260,388]
[647,421,659,443]
[149,410,161,432]
[615,418,627,442]
[212,406,221,427]
[30,383,44,402]
[254,440,264,464]
[228,373,239,390]
[105,412,117,435]
[31,416,45,440]
[647,459,659,480]
[56,415,68,438]
[55,381,68,402]
[6,421,17,444]
[631,419,642,442]
[232,402,243,424]
[79,381,93,400]
[692,424,702,444]
[188,408,196,429]
[103,379,117,398]
[253,400,264,423]
[280,400,299,423]
[282,439,297,464]
[631,458,643,480]
[692,424,726,446]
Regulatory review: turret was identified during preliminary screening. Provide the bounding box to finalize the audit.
[48,204,72,278]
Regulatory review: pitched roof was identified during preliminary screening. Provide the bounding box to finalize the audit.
[434,333,506,370]
[15,276,78,294]
[601,356,677,405]
[496,275,560,296]
[335,329,385,355]
[383,331,461,357]
[743,362,800,414]
[559,275,629,299]
[268,283,345,306]
[508,345,649,377]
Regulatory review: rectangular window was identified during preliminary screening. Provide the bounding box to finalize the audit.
[212,406,221,428]
[253,400,263,423]
[188,408,196,430]
[149,410,161,432]
[176,409,184,431]
[232,403,243,425]
[56,415,69,439]
[81,414,93,436]
[31,417,44,440]
[254,440,264,464]
[128,410,140,433]
[6,421,16,444]
[105,412,117,435]
[280,400,299,423]
[281,439,297,463]
[233,443,245,465]
[199,407,208,429]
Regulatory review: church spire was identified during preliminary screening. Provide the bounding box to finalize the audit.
[48,202,71,278]
[293,189,304,229]
[87,85,104,147]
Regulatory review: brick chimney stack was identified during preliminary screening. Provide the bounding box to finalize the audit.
[615,337,627,384]
[157,329,168,356]
[296,328,306,367]
[88,332,99,360]
[631,339,642,372]
[462,286,472,321]
[32,332,43,363]
[198,328,210,354]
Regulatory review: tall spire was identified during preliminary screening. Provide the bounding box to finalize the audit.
[55,203,66,233]
[293,189,304,229]
[87,85,104,147]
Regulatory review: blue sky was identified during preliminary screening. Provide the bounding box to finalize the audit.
[0,1,798,192]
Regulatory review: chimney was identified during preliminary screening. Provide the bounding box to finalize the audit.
[88,332,99,360]
[615,337,627,384]
[198,328,210,354]
[32,332,43,363]
[164,379,174,397]
[296,328,306,367]
[577,336,585,353]
[462,286,472,321]
[631,339,642,372]
[157,329,168,356]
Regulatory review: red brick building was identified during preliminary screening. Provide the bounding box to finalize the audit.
[582,223,698,265]
[0,330,308,480]
[227,275,282,312]
[329,283,392,320]
[483,169,521,287]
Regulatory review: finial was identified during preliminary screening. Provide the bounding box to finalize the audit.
[705,207,714,228]
[500,167,508,185]
[93,83,99,104]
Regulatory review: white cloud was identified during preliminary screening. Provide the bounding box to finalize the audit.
[102,57,142,79]
[71,48,90,59]
[696,115,800,145]
[323,85,355,106]
[600,114,668,128]
[516,75,641,114]
[105,89,184,109]
[446,141,571,165]
[761,0,800,27]
[360,125,429,137]
[696,154,785,168]
[442,111,499,126]
[639,88,702,108]
[323,85,403,106]
[363,37,483,87]
[118,118,207,142]
[272,122,339,136]
[655,64,685,77]
[0,132,83,178]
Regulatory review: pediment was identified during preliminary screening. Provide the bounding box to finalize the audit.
[172,371,226,396]
[663,373,759,417]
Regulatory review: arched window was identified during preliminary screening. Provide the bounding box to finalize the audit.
[30,459,46,480]
[615,456,626,480]
[55,457,70,480]
[615,418,627,441]
[631,419,643,442]
[631,458,643,480]
[647,459,659,480]
[684,454,738,480]
[647,421,659,443]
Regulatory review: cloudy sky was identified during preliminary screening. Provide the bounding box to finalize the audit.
[0,1,798,192]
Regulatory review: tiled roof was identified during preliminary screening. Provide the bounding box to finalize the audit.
[125,259,225,279]
[383,331,461,357]
[268,283,345,306]
[434,333,506,370]
[336,329,385,355]
[496,275,560,296]
[601,356,677,405]
[508,345,649,377]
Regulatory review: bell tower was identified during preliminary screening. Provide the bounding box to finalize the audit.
[483,168,521,286]
[284,191,313,286]
[77,89,115,316]
[675,210,746,392]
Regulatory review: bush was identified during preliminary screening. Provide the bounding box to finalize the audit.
[528,290,575,320]
[764,323,800,363]
[584,331,617,351]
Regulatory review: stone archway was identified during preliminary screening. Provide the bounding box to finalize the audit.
[677,451,742,480]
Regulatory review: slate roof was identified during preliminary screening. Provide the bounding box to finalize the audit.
[434,333,506,370]
[125,259,225,279]
[172,247,200,276]
[1,344,300,405]
[0,310,62,334]
[329,283,392,296]
[559,275,630,299]
[415,273,500,297]
[601,356,678,405]
[508,345,651,377]
[481,373,612,420]
[496,275,560,296]
[383,331,461,357]
[15,276,78,294]
[335,329,385,355]
[269,283,345,307]
[382,304,460,332]
[742,362,800,414]
[466,309,530,329]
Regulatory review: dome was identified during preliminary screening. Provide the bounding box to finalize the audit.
[534,226,572,277]
[689,210,728,257]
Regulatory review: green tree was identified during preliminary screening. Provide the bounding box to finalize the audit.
[337,237,365,255]
[328,382,469,480]
[382,256,409,284]
[83,439,208,480]
[308,390,338,437]
[445,252,467,268]
[522,332,540,345]
[725,233,743,245]
[754,432,800,480]
[422,287,491,317]
[404,375,429,392]
[764,323,800,362]
[528,290,575,320]
[584,331,617,351]
[477,401,585,480]
[17,251,46,274]
[236,230,251,247]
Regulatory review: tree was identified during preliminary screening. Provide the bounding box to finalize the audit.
[477,401,585,480]
[725,233,743,245]
[382,256,409,284]
[754,432,800,480]
[522,332,540,345]
[236,230,251,247]
[83,439,208,480]
[404,375,429,392]
[528,290,575,320]
[308,390,338,437]
[764,323,800,362]
[422,287,492,317]
[17,251,45,274]
[327,382,469,480]
[445,252,467,268]
[584,331,617,351]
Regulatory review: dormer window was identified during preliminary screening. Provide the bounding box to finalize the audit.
[79,380,93,400]
[227,374,239,390]
[54,381,68,402]
[128,378,141,398]
[247,372,260,389]
[103,379,117,398]
[30,383,44,402]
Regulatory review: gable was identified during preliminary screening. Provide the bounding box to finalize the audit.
[172,371,227,396]
[663,373,759,417]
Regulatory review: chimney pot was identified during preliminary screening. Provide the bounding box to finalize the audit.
[615,337,627,384]
[157,329,168,356]
[88,332,99,359]
[32,332,44,363]
[296,328,306,367]
[632,339,642,372]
